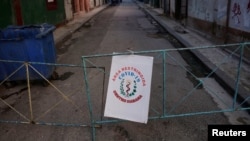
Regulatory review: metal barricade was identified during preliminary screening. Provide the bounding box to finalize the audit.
[0,43,249,141]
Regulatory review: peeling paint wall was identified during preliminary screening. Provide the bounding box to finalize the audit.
[215,0,228,26]
[189,0,250,33]
[229,0,250,32]
[186,0,250,43]
[188,0,215,22]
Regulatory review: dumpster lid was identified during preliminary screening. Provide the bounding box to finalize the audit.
[0,23,55,41]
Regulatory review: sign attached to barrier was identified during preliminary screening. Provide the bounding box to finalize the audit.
[104,55,153,123]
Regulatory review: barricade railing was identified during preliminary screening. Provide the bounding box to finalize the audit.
[0,43,249,141]
[0,60,90,127]
[82,42,250,140]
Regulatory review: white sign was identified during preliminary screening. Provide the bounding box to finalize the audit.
[104,55,153,123]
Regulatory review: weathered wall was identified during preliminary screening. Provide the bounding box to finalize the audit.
[230,0,250,32]
[89,0,95,9]
[64,0,73,21]
[187,0,219,40]
[215,0,228,26]
[20,0,65,25]
[188,0,215,22]
[187,0,250,43]
[0,0,13,28]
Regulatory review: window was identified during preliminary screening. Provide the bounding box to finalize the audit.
[46,0,57,10]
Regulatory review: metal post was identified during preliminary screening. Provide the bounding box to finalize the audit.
[25,62,34,123]
[162,51,167,116]
[232,44,244,110]
[82,57,96,141]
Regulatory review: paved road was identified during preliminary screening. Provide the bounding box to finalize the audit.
[0,0,249,141]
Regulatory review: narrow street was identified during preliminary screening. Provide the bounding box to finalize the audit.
[0,0,250,141]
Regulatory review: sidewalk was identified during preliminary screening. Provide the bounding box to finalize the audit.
[53,4,110,48]
[134,1,250,109]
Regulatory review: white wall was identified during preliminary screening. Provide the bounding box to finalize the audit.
[188,0,250,32]
[229,0,250,32]
[90,0,95,9]
[64,0,73,21]
[188,0,215,22]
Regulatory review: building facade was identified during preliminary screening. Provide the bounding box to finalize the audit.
[147,0,250,43]
[0,0,65,28]
[0,0,107,28]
